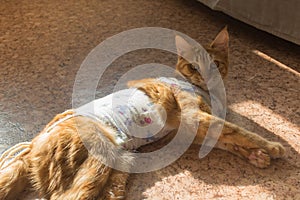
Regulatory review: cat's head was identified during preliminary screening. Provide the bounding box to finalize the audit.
[175,27,229,90]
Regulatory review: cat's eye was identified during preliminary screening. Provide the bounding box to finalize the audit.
[189,64,198,71]
[214,60,220,67]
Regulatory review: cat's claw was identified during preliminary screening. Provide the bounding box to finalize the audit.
[248,149,270,168]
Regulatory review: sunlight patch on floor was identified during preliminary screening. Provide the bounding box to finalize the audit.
[144,169,276,200]
[229,100,300,150]
[252,50,300,77]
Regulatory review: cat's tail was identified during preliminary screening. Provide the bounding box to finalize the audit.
[0,143,31,200]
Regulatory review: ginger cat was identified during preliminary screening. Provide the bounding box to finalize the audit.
[0,27,285,200]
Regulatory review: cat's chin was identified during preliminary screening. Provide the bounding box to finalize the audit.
[190,81,208,92]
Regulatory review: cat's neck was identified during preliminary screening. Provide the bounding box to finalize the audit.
[157,77,210,106]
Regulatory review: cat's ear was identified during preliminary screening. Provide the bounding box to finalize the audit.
[175,35,194,60]
[210,26,229,54]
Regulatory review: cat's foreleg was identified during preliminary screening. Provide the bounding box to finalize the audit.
[191,111,285,168]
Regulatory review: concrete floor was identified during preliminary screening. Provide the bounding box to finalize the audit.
[0,0,299,199]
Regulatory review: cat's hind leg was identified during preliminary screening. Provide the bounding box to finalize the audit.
[41,114,132,200]
[0,156,30,200]
[50,154,112,200]
[100,170,129,200]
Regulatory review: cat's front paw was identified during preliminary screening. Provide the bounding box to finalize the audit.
[267,142,285,159]
[248,149,270,168]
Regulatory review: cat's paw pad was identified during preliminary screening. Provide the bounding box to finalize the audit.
[248,149,270,168]
[267,142,285,158]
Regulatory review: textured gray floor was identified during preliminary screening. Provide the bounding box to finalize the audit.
[1,0,300,199]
